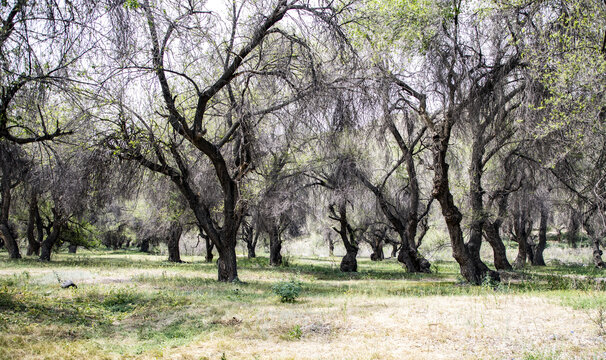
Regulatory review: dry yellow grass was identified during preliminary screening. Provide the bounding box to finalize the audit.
[148,295,605,360]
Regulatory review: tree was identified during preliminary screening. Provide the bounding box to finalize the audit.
[103,0,351,281]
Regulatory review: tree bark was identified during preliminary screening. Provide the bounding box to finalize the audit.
[140,238,150,253]
[26,192,41,256]
[483,191,513,270]
[330,203,358,272]
[370,240,384,261]
[568,209,580,248]
[532,204,548,266]
[269,224,283,266]
[167,223,183,263]
[467,132,486,267]
[584,221,605,269]
[431,125,497,284]
[39,218,63,261]
[217,245,238,282]
[0,176,20,259]
[512,208,532,269]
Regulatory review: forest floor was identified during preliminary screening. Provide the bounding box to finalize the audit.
[1,249,606,360]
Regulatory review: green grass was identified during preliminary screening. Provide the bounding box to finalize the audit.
[1,249,606,359]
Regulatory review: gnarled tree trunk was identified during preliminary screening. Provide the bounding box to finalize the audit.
[483,190,513,271]
[39,215,63,261]
[0,176,20,259]
[432,125,497,284]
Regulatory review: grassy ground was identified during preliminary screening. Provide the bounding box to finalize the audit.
[1,249,606,360]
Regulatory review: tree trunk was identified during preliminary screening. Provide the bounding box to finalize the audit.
[39,221,62,261]
[68,244,77,254]
[0,176,20,259]
[467,133,486,268]
[340,248,358,272]
[483,221,513,270]
[431,126,497,284]
[217,245,238,282]
[584,221,605,269]
[512,208,532,269]
[247,229,258,258]
[370,241,384,261]
[200,232,213,262]
[531,204,548,266]
[140,238,150,253]
[568,209,580,248]
[167,223,183,263]
[483,190,513,270]
[26,193,41,256]
[269,224,282,266]
[390,242,399,258]
[324,230,334,257]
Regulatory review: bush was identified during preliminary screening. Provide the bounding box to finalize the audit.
[272,280,302,303]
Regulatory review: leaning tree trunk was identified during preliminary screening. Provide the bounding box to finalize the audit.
[483,191,513,271]
[167,223,183,263]
[268,224,283,266]
[200,232,213,262]
[431,125,497,284]
[39,221,63,261]
[532,204,548,266]
[0,176,20,259]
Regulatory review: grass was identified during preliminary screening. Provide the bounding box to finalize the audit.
[1,248,606,359]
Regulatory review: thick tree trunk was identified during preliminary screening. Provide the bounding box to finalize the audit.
[167,223,183,263]
[467,135,486,267]
[0,176,20,259]
[532,205,548,266]
[68,244,77,254]
[39,222,62,261]
[370,241,384,261]
[431,126,497,284]
[140,238,150,253]
[340,248,358,272]
[217,245,238,282]
[269,225,282,266]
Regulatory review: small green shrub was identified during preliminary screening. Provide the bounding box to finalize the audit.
[287,325,302,340]
[272,280,302,303]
